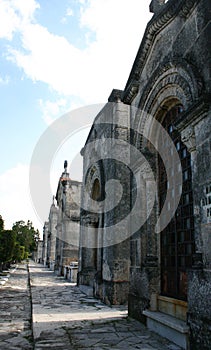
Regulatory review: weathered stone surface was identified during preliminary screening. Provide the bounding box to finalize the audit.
[42,162,82,276]
[78,0,211,348]
[30,262,182,349]
[0,262,185,349]
[0,264,33,349]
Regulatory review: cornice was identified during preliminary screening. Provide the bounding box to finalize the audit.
[122,0,200,104]
[108,89,123,102]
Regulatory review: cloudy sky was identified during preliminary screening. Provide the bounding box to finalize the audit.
[0,0,152,234]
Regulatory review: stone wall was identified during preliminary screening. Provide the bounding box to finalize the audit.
[78,0,211,347]
[78,101,131,304]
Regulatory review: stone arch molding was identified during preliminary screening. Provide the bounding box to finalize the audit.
[85,163,102,200]
[81,163,103,227]
[134,59,203,149]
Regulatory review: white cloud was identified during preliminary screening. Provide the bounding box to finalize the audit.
[66,7,74,17]
[3,0,152,104]
[0,0,20,39]
[0,163,43,233]
[0,0,152,232]
[0,0,39,39]
[11,0,40,22]
[38,98,69,125]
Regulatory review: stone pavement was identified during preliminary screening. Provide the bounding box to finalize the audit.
[0,262,182,350]
[0,263,33,349]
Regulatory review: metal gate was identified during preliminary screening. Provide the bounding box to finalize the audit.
[159,105,195,300]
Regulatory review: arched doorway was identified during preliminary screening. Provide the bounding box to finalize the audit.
[158,105,195,300]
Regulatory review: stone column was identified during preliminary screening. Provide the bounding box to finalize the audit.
[78,214,99,288]
[181,126,202,252]
[42,222,49,266]
[49,204,58,271]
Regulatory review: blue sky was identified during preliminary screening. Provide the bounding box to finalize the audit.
[0,0,152,233]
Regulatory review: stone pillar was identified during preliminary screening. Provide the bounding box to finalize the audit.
[78,214,99,289]
[181,122,211,348]
[49,204,58,271]
[181,126,202,251]
[42,222,49,266]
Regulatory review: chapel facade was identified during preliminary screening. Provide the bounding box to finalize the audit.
[78,0,211,349]
[42,162,82,275]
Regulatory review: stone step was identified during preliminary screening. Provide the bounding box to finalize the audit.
[79,284,93,296]
[143,310,189,349]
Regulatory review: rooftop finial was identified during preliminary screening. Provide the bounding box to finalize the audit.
[64,160,68,172]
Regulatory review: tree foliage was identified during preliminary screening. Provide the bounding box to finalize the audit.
[0,230,16,264]
[0,215,4,232]
[0,216,40,269]
[12,220,39,254]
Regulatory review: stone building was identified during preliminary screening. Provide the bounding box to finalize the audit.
[54,162,82,275]
[78,0,211,349]
[41,162,82,276]
[42,221,49,266]
[47,199,58,270]
[33,240,43,263]
[41,201,58,269]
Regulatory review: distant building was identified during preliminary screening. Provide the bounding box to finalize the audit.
[33,240,43,263]
[42,221,49,266]
[42,162,82,276]
[54,163,82,275]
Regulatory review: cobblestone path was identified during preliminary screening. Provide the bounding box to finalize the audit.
[0,264,33,349]
[0,262,182,349]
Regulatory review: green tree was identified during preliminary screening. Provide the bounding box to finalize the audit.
[0,230,16,270]
[13,243,26,262]
[0,216,40,268]
[0,215,4,232]
[12,220,40,256]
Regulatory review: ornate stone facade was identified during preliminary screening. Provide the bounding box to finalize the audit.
[79,0,211,348]
[55,164,81,275]
[42,163,82,276]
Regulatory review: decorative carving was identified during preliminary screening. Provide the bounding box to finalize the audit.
[122,80,139,105]
[192,253,203,270]
[123,0,200,104]
[108,89,123,102]
[138,60,202,111]
[132,59,203,150]
[181,126,196,152]
[81,214,99,226]
[180,0,198,18]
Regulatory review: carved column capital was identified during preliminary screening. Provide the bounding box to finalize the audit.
[192,253,203,270]
[181,126,196,152]
[81,214,99,226]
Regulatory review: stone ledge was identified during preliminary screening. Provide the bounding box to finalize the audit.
[143,310,189,333]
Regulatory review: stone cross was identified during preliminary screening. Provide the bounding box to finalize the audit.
[64,160,68,172]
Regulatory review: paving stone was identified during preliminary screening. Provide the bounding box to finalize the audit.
[0,263,33,350]
[0,261,183,349]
